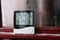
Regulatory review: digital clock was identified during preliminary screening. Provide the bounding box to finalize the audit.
[14,11,35,34]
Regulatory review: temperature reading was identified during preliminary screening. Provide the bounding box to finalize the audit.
[16,11,34,25]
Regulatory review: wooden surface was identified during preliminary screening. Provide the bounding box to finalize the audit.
[36,27,60,34]
[0,27,60,40]
[0,33,60,39]
[0,27,60,33]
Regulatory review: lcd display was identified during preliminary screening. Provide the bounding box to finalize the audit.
[14,11,34,28]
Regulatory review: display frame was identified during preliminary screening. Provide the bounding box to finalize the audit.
[14,11,34,29]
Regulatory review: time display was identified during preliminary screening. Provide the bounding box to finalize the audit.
[16,12,33,25]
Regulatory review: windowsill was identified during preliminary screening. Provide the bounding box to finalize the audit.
[0,27,60,39]
[0,27,60,33]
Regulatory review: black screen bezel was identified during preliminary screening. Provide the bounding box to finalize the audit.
[14,11,34,29]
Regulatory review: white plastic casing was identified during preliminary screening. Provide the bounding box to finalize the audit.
[14,27,34,34]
